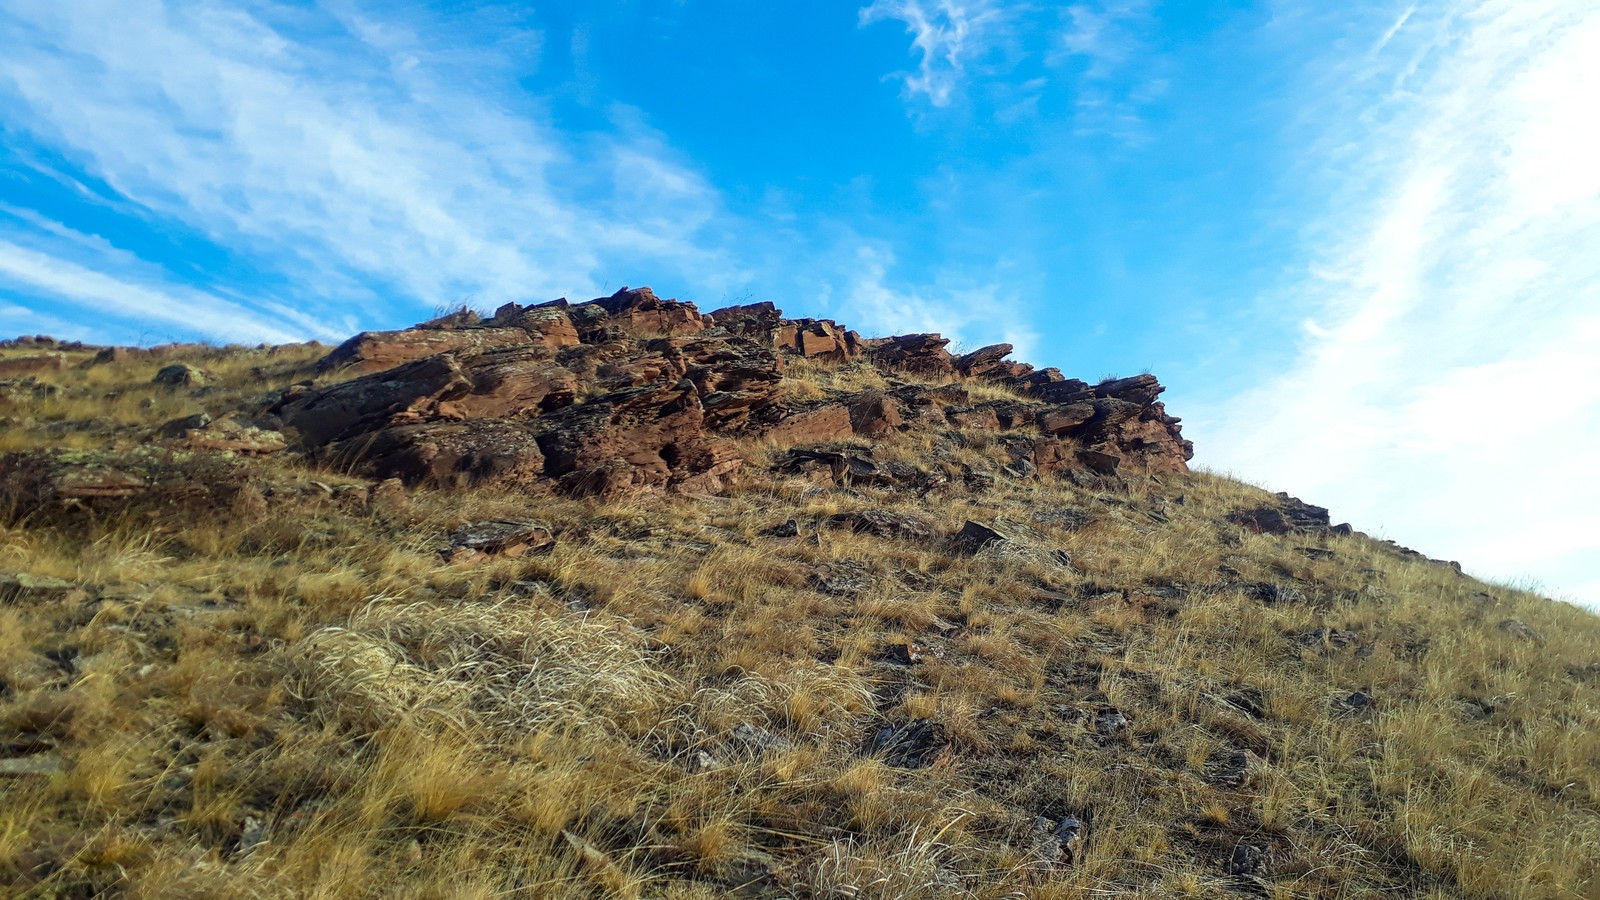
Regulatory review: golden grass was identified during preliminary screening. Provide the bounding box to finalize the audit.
[0,344,1597,898]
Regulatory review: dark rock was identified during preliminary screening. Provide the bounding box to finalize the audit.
[812,560,874,596]
[951,520,1011,553]
[867,333,954,375]
[773,318,862,361]
[847,391,902,437]
[1497,619,1542,642]
[1227,843,1267,878]
[447,521,554,558]
[952,343,1015,379]
[763,519,800,538]
[827,509,934,540]
[1229,493,1335,535]
[153,363,206,388]
[867,719,946,768]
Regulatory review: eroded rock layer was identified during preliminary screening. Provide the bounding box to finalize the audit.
[262,287,1193,493]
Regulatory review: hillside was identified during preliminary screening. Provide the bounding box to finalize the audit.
[1,289,1597,899]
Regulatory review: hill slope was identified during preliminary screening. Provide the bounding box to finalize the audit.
[1,291,1597,899]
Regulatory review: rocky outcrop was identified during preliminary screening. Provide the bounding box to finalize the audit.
[867,333,954,375]
[247,285,1192,493]
[781,319,862,361]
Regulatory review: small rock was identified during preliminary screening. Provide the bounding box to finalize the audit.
[1497,618,1541,642]
[867,719,946,768]
[826,509,934,540]
[446,521,555,559]
[1093,708,1130,736]
[763,519,800,538]
[0,754,64,776]
[730,723,791,753]
[688,750,720,773]
[238,815,269,854]
[0,573,77,603]
[812,560,874,596]
[152,363,206,388]
[951,520,1010,553]
[1227,843,1267,877]
[1209,749,1267,788]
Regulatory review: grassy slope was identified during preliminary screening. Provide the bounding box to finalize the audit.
[1,345,1598,899]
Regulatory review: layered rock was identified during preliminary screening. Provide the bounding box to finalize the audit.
[246,285,1191,493]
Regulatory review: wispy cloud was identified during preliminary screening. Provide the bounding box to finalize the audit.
[1051,1,1161,141]
[1195,0,1600,606]
[0,237,306,343]
[820,242,1039,360]
[858,0,1006,107]
[0,0,735,341]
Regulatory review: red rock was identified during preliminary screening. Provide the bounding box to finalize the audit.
[590,287,707,337]
[762,404,854,445]
[532,381,737,495]
[953,343,1015,379]
[317,327,536,373]
[0,355,65,377]
[848,391,902,437]
[947,406,1001,431]
[708,302,783,342]
[868,334,954,375]
[325,420,546,487]
[776,319,862,361]
[275,348,577,447]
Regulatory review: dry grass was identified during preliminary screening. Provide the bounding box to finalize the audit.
[1,344,1597,898]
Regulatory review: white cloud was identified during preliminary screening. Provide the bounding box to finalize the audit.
[0,0,733,333]
[1051,1,1159,141]
[859,0,1006,107]
[1194,0,1600,607]
[831,243,1039,359]
[0,238,306,343]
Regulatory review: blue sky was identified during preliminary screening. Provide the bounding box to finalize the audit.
[1,1,1596,607]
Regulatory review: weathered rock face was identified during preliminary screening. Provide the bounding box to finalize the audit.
[776,319,862,361]
[867,333,954,375]
[244,285,1192,492]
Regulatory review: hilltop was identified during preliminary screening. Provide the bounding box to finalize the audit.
[1,289,1597,899]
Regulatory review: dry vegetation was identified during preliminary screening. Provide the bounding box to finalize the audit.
[2,344,1598,899]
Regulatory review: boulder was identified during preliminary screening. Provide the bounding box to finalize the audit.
[847,391,902,437]
[153,363,207,389]
[589,287,706,337]
[775,319,861,361]
[1229,493,1346,535]
[0,355,65,377]
[322,419,546,487]
[274,348,578,447]
[952,343,1015,379]
[317,327,536,373]
[531,381,739,495]
[867,333,954,375]
[761,404,855,445]
[707,301,783,342]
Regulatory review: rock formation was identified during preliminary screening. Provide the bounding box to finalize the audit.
[254,287,1193,494]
